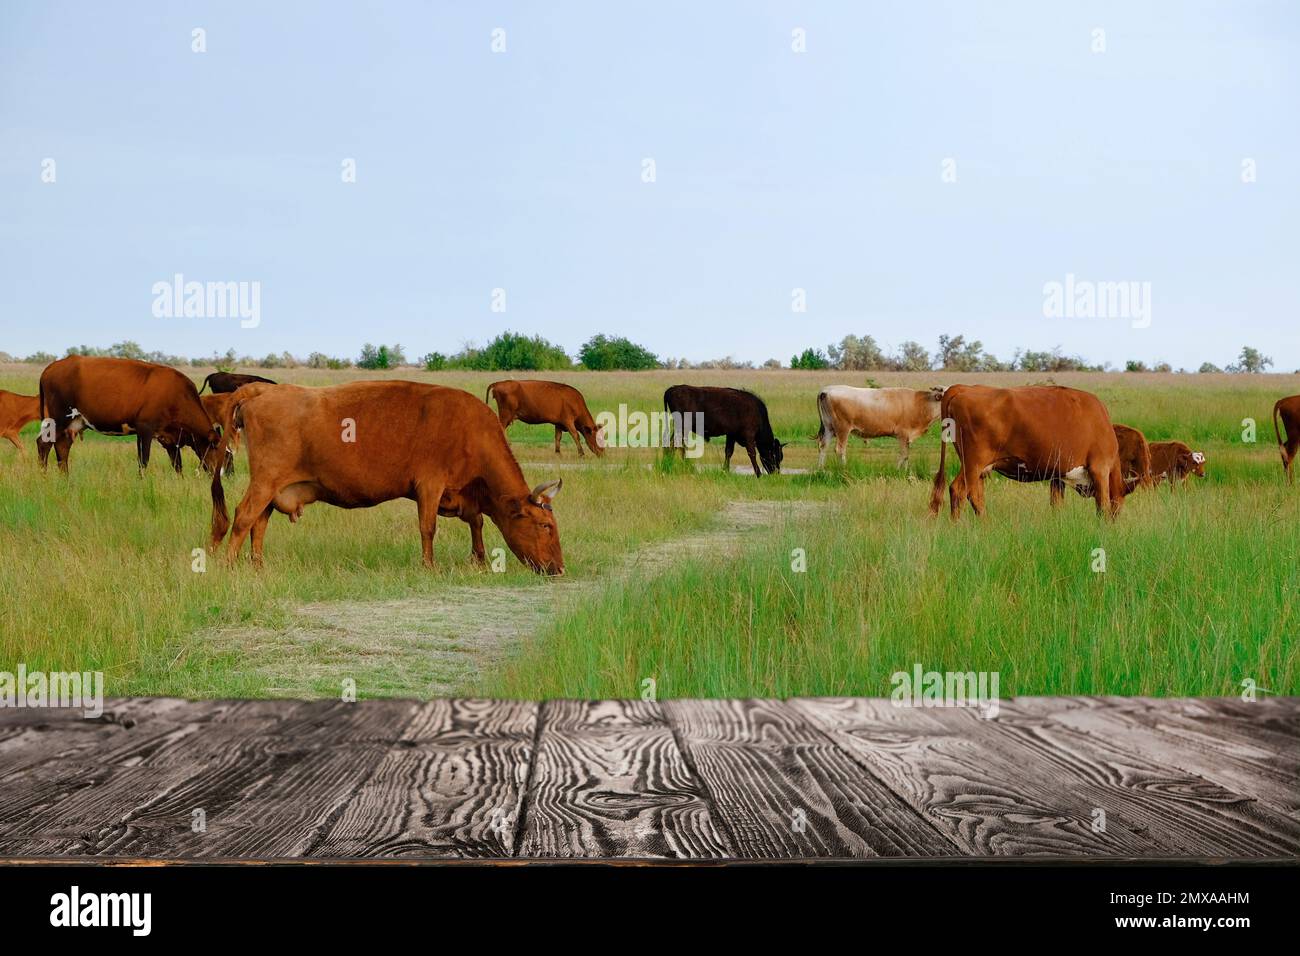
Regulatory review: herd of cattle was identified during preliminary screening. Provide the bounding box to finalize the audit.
[1,355,1298,575]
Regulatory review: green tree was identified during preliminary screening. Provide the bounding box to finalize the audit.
[827,334,886,370]
[1228,346,1272,373]
[791,348,831,370]
[578,334,660,370]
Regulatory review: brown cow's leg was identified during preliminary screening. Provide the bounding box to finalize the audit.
[468,513,486,564]
[966,471,987,516]
[554,426,563,455]
[896,436,911,470]
[1049,479,1065,507]
[724,437,736,471]
[745,440,762,477]
[135,428,154,473]
[249,504,274,567]
[225,484,275,564]
[3,432,23,455]
[165,443,183,474]
[1087,463,1110,517]
[566,423,585,457]
[38,435,52,469]
[948,470,968,519]
[1283,439,1296,484]
[836,428,848,466]
[1108,464,1125,518]
[416,486,445,568]
[53,432,73,473]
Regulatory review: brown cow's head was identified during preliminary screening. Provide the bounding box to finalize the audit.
[1184,449,1207,478]
[199,427,232,476]
[499,478,565,575]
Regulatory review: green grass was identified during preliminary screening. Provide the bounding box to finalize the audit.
[1,363,1296,699]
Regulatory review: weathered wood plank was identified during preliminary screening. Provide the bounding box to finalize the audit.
[793,697,1182,856]
[0,697,1295,860]
[306,700,537,859]
[662,698,957,857]
[517,699,731,858]
[0,699,423,858]
[910,699,1300,856]
[998,697,1300,821]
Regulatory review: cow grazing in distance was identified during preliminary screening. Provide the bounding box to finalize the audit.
[1273,395,1300,483]
[930,384,1125,518]
[1148,440,1206,487]
[209,381,565,573]
[37,356,227,474]
[0,390,40,454]
[485,380,604,456]
[663,385,784,476]
[1056,423,1152,502]
[156,388,266,474]
[815,385,943,469]
[200,371,277,394]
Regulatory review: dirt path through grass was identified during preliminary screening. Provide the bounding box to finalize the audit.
[200,498,829,698]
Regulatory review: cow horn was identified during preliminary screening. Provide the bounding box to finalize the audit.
[530,478,563,503]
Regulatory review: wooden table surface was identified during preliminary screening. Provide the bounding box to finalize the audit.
[0,696,1296,861]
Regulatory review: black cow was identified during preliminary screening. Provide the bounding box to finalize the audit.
[200,371,277,394]
[663,385,784,476]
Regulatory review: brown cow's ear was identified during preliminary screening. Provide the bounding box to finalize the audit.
[214,424,223,438]
[530,478,562,505]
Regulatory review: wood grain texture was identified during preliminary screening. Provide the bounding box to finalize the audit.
[0,697,1296,860]
[793,697,1181,857]
[516,699,731,858]
[0,698,422,858]
[1003,697,1300,821]
[662,698,957,857]
[939,700,1300,857]
[307,699,537,859]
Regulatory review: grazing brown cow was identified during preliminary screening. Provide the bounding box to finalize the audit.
[199,371,277,394]
[37,356,226,474]
[156,390,254,473]
[1148,440,1206,487]
[485,380,604,456]
[210,381,565,573]
[1055,423,1152,502]
[1274,395,1300,483]
[930,384,1125,518]
[815,385,943,468]
[0,390,40,454]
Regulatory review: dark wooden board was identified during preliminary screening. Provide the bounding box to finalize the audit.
[307,699,538,859]
[793,697,1214,857]
[0,697,1296,860]
[662,698,956,857]
[516,699,731,858]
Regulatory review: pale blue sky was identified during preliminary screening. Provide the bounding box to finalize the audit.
[1,1,1296,368]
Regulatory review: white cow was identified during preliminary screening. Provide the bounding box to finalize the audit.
[816,385,944,469]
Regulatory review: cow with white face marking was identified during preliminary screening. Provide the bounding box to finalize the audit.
[1148,440,1206,487]
[815,385,944,469]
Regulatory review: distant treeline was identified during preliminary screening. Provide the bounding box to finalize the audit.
[0,333,1279,374]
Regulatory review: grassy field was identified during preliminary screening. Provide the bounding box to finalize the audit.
[1,363,1296,700]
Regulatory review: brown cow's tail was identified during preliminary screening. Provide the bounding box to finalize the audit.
[1275,400,1287,464]
[928,398,950,515]
[1137,439,1153,489]
[208,401,242,551]
[484,382,497,405]
[199,372,212,395]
